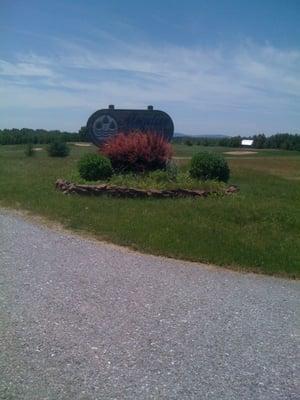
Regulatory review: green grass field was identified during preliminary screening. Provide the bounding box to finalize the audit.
[1,143,299,278]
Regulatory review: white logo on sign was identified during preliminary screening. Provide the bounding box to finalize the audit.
[93,115,118,139]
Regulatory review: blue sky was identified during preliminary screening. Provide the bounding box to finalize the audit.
[1,0,299,135]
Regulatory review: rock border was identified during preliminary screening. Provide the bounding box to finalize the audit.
[55,179,238,199]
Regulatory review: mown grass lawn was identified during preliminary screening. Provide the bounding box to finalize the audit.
[0,143,299,278]
[174,143,300,158]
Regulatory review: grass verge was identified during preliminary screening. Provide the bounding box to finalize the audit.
[0,144,299,278]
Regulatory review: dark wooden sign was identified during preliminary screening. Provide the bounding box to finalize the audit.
[86,105,174,147]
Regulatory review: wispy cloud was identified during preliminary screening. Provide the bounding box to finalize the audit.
[0,59,55,77]
[1,34,300,133]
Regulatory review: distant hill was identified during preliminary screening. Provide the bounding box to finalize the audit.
[174,132,229,138]
[173,132,187,137]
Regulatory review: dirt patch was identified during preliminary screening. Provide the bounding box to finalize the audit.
[224,151,258,155]
[73,143,92,147]
[33,148,43,151]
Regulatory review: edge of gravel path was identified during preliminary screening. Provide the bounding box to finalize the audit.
[0,206,296,281]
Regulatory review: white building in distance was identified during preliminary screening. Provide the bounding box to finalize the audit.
[241,139,254,146]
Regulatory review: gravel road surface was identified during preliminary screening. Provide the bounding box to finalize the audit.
[0,210,299,399]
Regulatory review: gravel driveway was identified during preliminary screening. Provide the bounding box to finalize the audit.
[0,210,299,399]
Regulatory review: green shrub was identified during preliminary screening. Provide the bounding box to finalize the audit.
[78,153,113,181]
[190,152,230,182]
[24,143,35,157]
[47,141,70,157]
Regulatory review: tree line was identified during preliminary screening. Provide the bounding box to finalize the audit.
[0,127,88,145]
[1,128,300,151]
[173,133,300,151]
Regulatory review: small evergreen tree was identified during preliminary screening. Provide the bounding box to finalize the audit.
[24,143,35,157]
[47,141,70,157]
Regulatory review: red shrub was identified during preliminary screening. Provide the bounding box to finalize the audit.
[101,131,173,172]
